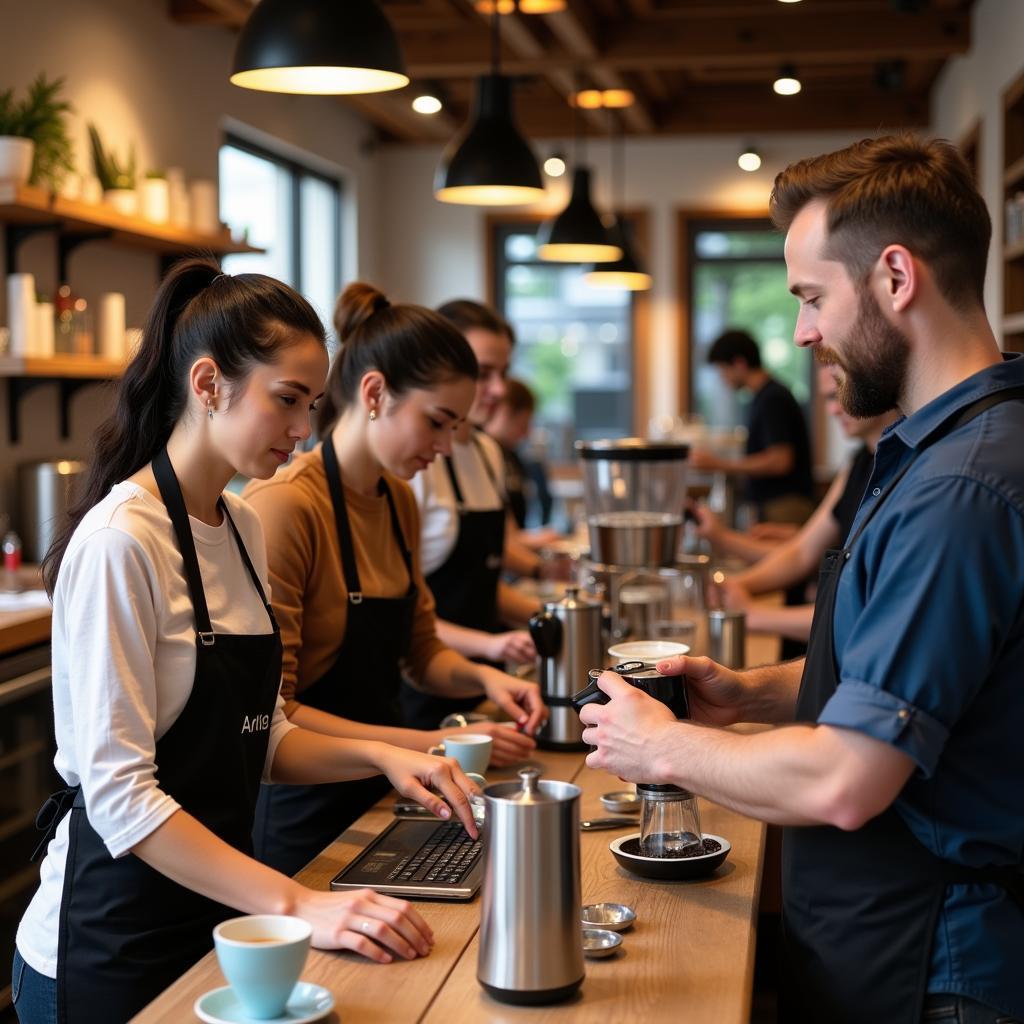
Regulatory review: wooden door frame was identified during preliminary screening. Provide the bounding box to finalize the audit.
[484,209,652,438]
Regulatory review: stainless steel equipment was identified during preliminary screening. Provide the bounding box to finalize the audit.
[528,587,604,750]
[17,460,87,563]
[477,767,584,1005]
[708,609,746,668]
[576,439,689,568]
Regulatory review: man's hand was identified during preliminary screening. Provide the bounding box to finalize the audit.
[579,670,678,783]
[689,449,722,472]
[717,578,753,612]
[654,655,748,727]
[484,630,537,666]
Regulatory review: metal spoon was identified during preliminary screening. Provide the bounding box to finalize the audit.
[580,817,640,831]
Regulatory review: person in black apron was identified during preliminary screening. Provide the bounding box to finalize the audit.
[13,261,476,1024]
[248,283,544,877]
[578,136,1024,1022]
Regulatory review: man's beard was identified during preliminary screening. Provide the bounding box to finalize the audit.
[816,288,909,418]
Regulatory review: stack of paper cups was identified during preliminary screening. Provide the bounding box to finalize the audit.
[35,301,55,357]
[98,292,127,360]
[189,179,219,235]
[6,273,37,357]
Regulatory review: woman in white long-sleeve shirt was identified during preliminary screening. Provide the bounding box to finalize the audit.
[11,257,478,1024]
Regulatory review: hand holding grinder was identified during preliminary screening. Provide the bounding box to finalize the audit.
[572,661,702,858]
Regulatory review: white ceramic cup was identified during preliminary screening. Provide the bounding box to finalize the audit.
[213,914,311,1019]
[607,639,690,666]
[428,732,493,775]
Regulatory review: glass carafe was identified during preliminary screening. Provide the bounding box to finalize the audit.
[639,789,702,857]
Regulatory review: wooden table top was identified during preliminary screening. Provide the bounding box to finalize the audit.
[132,745,766,1024]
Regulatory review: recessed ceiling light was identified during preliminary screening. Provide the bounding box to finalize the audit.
[544,155,566,177]
[412,94,442,115]
[773,65,802,96]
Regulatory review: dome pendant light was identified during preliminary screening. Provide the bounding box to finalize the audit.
[231,0,409,95]
[585,114,651,289]
[434,11,544,206]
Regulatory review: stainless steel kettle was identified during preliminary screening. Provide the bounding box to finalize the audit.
[477,767,584,1005]
[528,586,604,750]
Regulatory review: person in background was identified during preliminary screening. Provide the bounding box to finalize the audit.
[693,365,897,643]
[403,300,541,730]
[245,283,544,877]
[12,260,479,1024]
[579,134,1024,1023]
[691,329,815,525]
[485,377,557,543]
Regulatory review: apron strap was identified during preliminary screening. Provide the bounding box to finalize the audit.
[153,448,216,645]
[221,503,278,632]
[379,476,415,586]
[845,386,1024,552]
[443,454,466,513]
[322,434,364,603]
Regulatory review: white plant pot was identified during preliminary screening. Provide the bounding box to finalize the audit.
[104,188,138,217]
[140,178,170,224]
[0,137,34,185]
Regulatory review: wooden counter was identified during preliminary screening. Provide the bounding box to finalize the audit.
[132,748,766,1023]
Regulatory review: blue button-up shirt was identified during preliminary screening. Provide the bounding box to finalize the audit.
[820,354,1024,1017]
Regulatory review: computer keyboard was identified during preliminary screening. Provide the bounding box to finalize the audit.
[385,820,483,885]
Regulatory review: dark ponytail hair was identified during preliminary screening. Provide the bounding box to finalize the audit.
[316,282,478,434]
[42,255,326,595]
[436,299,515,345]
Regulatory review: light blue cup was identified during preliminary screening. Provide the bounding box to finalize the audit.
[213,914,312,1019]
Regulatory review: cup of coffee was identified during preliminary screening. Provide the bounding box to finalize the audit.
[428,732,493,775]
[213,914,311,1019]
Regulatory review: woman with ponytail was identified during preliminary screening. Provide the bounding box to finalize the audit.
[13,259,479,1024]
[244,282,546,876]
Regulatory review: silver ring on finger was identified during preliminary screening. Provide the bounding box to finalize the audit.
[361,919,371,933]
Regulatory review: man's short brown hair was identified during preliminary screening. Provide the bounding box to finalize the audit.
[769,134,990,312]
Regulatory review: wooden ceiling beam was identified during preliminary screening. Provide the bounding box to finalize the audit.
[168,0,250,26]
[403,8,970,76]
[342,93,459,143]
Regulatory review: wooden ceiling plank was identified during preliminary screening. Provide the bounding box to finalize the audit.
[342,93,459,143]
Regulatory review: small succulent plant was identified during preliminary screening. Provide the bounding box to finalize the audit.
[88,122,136,191]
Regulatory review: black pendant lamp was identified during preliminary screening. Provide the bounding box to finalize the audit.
[231,0,409,95]
[434,12,543,205]
[585,117,651,289]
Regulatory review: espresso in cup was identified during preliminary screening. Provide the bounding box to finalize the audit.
[213,914,311,1019]
[428,732,493,775]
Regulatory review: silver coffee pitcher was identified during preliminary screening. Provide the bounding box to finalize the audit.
[528,587,604,750]
[477,767,584,1005]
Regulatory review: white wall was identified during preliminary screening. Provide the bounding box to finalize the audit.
[931,0,1024,329]
[0,0,379,523]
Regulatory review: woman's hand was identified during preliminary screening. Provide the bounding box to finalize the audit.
[477,666,547,737]
[691,502,723,542]
[484,630,537,666]
[438,719,536,768]
[654,654,748,728]
[373,745,480,838]
[294,887,435,963]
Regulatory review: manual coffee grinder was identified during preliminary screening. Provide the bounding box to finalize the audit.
[573,661,702,857]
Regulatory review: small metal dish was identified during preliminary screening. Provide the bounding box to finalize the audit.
[600,790,641,814]
[582,928,623,959]
[581,903,636,932]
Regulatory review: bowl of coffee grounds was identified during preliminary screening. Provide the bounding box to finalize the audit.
[609,833,730,880]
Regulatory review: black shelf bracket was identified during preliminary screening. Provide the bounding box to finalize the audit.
[6,376,108,444]
[58,231,113,284]
[4,223,59,275]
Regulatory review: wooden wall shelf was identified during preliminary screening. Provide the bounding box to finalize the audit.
[0,354,124,380]
[0,182,261,258]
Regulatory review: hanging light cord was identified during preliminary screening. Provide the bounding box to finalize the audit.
[491,8,500,76]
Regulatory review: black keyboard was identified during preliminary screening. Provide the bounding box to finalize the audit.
[386,820,483,885]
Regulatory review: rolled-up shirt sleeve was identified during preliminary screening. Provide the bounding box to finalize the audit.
[821,472,1024,777]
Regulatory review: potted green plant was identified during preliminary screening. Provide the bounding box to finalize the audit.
[0,74,74,189]
[88,123,137,216]
[140,168,170,224]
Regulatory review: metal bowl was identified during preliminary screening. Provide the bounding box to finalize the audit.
[582,928,623,959]
[581,903,636,932]
[609,833,731,880]
[600,790,641,814]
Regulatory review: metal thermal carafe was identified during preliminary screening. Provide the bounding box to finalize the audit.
[477,768,585,1005]
[573,662,702,857]
[528,587,604,750]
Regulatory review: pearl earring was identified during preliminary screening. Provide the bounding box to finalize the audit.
[368,408,377,422]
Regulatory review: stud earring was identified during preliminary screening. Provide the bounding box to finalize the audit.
[207,400,214,420]
[368,408,377,422]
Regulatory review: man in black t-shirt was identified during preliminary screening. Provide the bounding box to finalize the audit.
[693,329,815,524]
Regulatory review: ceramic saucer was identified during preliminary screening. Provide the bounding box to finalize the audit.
[194,981,334,1023]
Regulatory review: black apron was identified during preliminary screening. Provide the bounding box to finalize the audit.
[781,389,1024,1023]
[34,448,282,1024]
[253,436,418,877]
[400,432,505,730]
